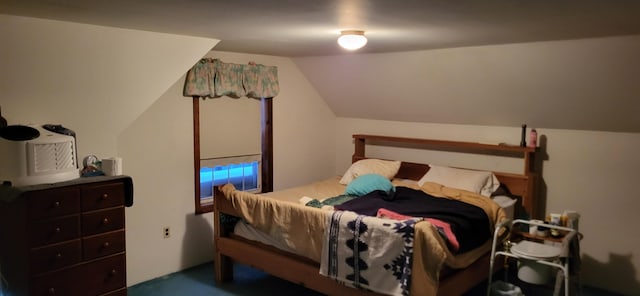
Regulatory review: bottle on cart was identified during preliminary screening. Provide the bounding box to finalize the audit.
[528,129,537,148]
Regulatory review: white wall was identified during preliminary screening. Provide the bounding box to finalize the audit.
[117,76,208,283]
[0,15,217,158]
[335,118,640,295]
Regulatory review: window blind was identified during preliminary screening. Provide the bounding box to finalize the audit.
[199,97,261,159]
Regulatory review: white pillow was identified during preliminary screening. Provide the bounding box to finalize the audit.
[339,159,401,185]
[492,195,516,221]
[417,165,499,197]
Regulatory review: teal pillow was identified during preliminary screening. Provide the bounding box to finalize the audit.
[345,174,395,196]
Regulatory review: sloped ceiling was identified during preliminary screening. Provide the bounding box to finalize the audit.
[2,0,640,132]
[0,15,219,156]
[293,36,640,133]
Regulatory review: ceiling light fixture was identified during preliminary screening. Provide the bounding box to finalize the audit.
[338,30,367,50]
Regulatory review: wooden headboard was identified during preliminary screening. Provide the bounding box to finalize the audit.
[351,134,540,219]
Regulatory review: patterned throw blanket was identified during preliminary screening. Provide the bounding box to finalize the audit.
[320,210,419,296]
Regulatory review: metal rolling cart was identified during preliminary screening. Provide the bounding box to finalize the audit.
[487,219,578,296]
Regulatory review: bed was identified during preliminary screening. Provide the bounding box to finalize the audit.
[212,134,538,295]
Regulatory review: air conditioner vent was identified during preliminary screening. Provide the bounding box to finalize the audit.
[33,141,77,173]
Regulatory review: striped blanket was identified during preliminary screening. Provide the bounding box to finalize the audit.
[320,210,420,296]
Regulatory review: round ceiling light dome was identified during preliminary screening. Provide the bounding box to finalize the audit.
[338,30,367,50]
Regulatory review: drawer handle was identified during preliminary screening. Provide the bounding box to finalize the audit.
[55,253,63,259]
[53,201,61,207]
[103,242,111,248]
[102,193,109,200]
[48,287,56,295]
[110,269,118,276]
[54,227,61,233]
[102,218,110,224]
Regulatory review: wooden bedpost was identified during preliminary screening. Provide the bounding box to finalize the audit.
[213,186,233,283]
[353,135,366,162]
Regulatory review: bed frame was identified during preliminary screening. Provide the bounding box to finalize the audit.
[213,134,539,295]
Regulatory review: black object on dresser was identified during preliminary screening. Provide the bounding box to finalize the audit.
[0,176,133,296]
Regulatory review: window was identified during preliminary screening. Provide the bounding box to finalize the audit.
[192,97,273,214]
[199,156,261,207]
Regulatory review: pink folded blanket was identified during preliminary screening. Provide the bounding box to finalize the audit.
[376,208,460,253]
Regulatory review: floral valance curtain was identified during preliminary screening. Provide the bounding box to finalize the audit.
[183,58,279,99]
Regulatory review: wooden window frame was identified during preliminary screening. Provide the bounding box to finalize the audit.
[193,97,273,214]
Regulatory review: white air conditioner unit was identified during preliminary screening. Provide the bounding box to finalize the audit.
[0,124,79,186]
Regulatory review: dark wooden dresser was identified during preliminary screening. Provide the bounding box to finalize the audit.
[0,176,133,296]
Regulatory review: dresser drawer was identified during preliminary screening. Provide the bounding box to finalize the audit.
[29,215,80,247]
[82,208,125,236]
[82,254,126,296]
[83,230,126,260]
[27,188,81,220]
[30,254,126,296]
[82,182,125,211]
[30,239,82,275]
[30,265,81,296]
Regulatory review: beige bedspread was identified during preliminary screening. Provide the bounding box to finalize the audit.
[219,177,505,296]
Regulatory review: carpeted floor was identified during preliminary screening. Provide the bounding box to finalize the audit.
[127,262,621,296]
[127,262,322,296]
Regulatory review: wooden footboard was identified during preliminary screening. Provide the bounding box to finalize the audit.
[213,186,503,296]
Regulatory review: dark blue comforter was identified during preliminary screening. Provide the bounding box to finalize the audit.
[334,186,490,253]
